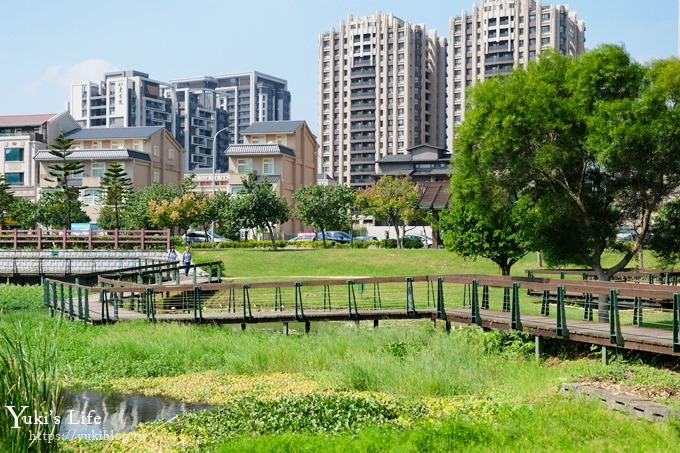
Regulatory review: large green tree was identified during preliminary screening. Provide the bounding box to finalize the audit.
[454,45,680,321]
[99,162,132,229]
[356,176,420,248]
[45,131,85,229]
[233,173,290,250]
[293,184,355,248]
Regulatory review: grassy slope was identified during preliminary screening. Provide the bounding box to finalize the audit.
[1,249,677,452]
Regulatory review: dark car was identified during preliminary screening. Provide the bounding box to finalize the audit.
[317,231,352,244]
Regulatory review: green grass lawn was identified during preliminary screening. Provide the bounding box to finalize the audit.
[1,248,678,452]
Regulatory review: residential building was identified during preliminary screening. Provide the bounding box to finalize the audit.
[449,0,585,138]
[33,126,184,221]
[170,71,290,173]
[376,144,451,183]
[71,70,291,175]
[213,72,291,146]
[70,70,174,131]
[225,120,318,238]
[0,112,80,201]
[319,12,448,189]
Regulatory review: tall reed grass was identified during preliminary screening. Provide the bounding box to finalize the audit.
[0,322,64,452]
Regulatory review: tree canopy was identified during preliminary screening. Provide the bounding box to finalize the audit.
[452,45,680,319]
[44,131,86,228]
[99,162,132,229]
[293,184,355,248]
[233,173,290,249]
[356,176,420,248]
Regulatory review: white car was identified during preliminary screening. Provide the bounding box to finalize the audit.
[403,234,433,248]
[183,230,228,243]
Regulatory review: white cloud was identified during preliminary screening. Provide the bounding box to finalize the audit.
[10,59,119,114]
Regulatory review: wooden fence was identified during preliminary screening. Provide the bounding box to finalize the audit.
[0,229,171,250]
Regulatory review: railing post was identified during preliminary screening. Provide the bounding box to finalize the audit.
[471,279,481,326]
[481,285,489,310]
[583,293,593,321]
[194,285,202,322]
[511,282,522,330]
[673,293,679,353]
[59,283,65,317]
[140,228,146,250]
[347,280,358,320]
[242,284,252,322]
[62,228,67,249]
[275,287,282,312]
[68,285,74,320]
[43,279,49,307]
[50,281,57,317]
[373,283,381,309]
[322,285,331,311]
[405,277,415,317]
[437,277,447,320]
[294,282,304,321]
[556,285,568,338]
[633,296,643,327]
[502,287,510,312]
[609,289,623,346]
[84,288,90,321]
[541,290,550,316]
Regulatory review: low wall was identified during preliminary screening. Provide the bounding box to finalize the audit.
[0,250,167,277]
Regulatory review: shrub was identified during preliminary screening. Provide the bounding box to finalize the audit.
[403,237,423,249]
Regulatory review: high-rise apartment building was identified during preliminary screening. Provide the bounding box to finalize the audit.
[319,12,447,189]
[449,0,585,138]
[70,71,291,174]
[70,70,174,132]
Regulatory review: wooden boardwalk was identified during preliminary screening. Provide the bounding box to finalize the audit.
[45,272,680,357]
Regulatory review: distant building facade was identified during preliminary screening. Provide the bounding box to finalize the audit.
[226,120,318,238]
[319,12,448,189]
[0,112,80,201]
[376,144,451,183]
[70,71,291,175]
[34,126,184,221]
[449,0,585,137]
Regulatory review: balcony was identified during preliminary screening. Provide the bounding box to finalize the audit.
[350,133,376,143]
[351,68,376,77]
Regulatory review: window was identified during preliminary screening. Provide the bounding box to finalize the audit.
[263,158,274,175]
[169,148,175,160]
[4,172,23,185]
[153,145,160,156]
[153,171,160,183]
[81,188,102,205]
[4,147,23,162]
[237,158,253,173]
[112,140,124,149]
[92,163,106,178]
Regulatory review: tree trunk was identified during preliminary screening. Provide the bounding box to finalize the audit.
[267,224,277,250]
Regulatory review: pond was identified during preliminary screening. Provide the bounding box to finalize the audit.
[59,389,211,440]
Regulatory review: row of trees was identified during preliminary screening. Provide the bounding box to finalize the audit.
[1,151,425,249]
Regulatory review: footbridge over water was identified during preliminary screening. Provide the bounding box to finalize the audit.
[44,267,680,359]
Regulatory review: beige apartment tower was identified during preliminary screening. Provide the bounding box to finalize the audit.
[450,0,585,138]
[319,12,447,189]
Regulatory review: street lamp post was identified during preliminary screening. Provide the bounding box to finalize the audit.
[211,126,230,241]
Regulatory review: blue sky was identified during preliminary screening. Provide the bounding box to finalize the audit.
[1,0,677,133]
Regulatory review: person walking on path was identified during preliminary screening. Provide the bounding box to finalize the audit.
[167,246,178,261]
[181,246,193,276]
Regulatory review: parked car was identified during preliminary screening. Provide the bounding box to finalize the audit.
[290,232,316,242]
[354,235,378,242]
[403,234,433,248]
[183,230,228,243]
[317,231,352,244]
